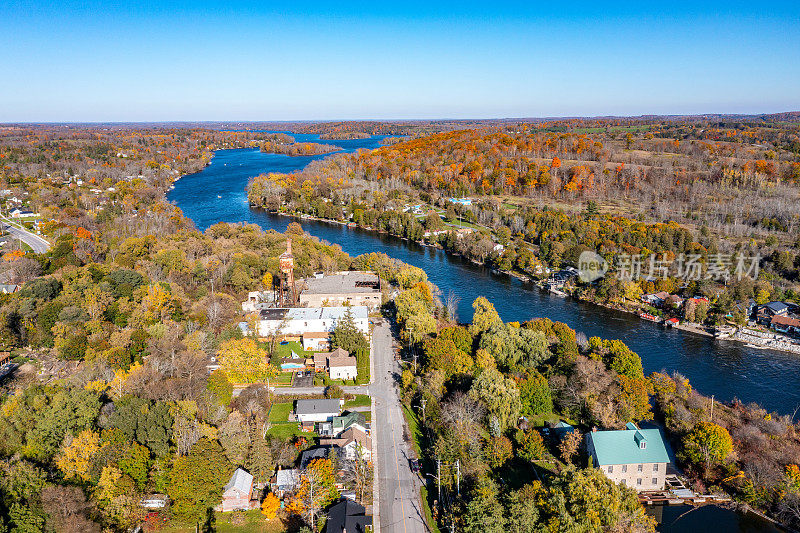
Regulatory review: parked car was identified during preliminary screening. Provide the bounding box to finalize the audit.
[410,458,420,473]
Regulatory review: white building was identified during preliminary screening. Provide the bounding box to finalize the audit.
[295,398,343,424]
[585,423,670,491]
[329,355,358,381]
[255,306,368,338]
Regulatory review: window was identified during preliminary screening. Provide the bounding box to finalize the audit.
[653,463,659,472]
[637,478,642,486]
[637,464,643,472]
[652,478,658,485]
[622,465,627,473]
[608,466,613,473]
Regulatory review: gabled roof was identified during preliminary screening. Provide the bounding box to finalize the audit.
[772,315,800,328]
[329,356,357,368]
[762,301,789,314]
[587,428,670,466]
[333,411,366,431]
[295,399,342,416]
[275,468,299,487]
[223,468,253,496]
[325,500,372,533]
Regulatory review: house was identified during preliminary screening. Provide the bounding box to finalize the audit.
[585,423,670,491]
[219,468,254,512]
[771,315,800,335]
[325,500,372,533]
[139,494,169,509]
[256,306,369,337]
[319,412,368,437]
[271,468,300,497]
[642,291,670,307]
[550,420,575,440]
[664,294,684,309]
[329,354,358,381]
[294,398,343,424]
[298,271,382,311]
[313,352,329,372]
[757,302,789,325]
[319,427,372,461]
[299,445,346,469]
[0,284,19,294]
[302,332,331,351]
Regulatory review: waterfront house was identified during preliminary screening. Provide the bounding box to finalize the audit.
[771,315,800,336]
[757,301,789,325]
[325,500,372,533]
[294,398,343,424]
[219,468,254,512]
[664,294,684,309]
[585,423,670,491]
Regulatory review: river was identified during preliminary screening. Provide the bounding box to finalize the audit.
[167,135,800,417]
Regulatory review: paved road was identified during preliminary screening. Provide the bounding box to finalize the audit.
[371,322,427,533]
[1,217,50,253]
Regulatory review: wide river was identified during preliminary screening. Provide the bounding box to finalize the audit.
[168,134,800,417]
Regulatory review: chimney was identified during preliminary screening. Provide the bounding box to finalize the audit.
[592,426,597,432]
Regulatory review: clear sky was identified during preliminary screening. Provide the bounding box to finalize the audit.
[1,0,799,121]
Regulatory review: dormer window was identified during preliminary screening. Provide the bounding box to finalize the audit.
[634,430,647,449]
[640,441,647,449]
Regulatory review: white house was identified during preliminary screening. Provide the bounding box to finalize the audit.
[329,355,358,381]
[294,398,343,424]
[320,427,372,461]
[256,306,368,338]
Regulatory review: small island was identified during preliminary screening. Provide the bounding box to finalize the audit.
[260,141,340,156]
[319,131,371,140]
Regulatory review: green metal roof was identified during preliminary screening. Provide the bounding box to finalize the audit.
[332,411,366,431]
[588,428,670,466]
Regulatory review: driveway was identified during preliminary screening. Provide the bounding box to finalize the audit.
[371,321,427,533]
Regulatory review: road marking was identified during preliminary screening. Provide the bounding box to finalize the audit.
[391,399,408,533]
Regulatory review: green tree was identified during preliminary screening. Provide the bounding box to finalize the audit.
[423,337,473,377]
[682,421,733,474]
[108,396,173,458]
[515,428,546,462]
[519,370,553,416]
[462,476,507,533]
[331,307,369,354]
[469,367,520,432]
[207,370,233,407]
[168,438,233,521]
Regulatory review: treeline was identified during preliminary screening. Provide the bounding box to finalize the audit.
[395,294,800,531]
[260,141,340,157]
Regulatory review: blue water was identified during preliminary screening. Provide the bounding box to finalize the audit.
[168,135,800,417]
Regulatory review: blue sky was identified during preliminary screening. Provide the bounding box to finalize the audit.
[1,1,799,121]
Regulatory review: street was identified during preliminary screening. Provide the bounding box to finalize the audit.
[1,216,50,253]
[371,321,427,533]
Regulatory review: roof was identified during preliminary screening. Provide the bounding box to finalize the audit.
[295,399,342,416]
[299,445,345,468]
[303,332,331,338]
[587,428,670,466]
[333,411,366,431]
[275,468,299,487]
[340,427,371,451]
[301,272,380,295]
[325,500,372,533]
[329,356,357,368]
[223,468,253,495]
[772,315,800,328]
[259,306,368,321]
[329,347,349,358]
[653,291,670,300]
[762,301,789,314]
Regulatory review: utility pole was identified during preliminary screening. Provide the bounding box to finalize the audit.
[421,397,427,423]
[437,458,441,501]
[710,395,714,421]
[454,459,460,496]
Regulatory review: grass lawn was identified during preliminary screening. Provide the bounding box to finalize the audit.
[420,486,442,533]
[274,373,293,386]
[273,341,314,360]
[160,511,287,533]
[266,424,316,440]
[527,411,562,427]
[268,402,293,423]
[344,394,371,409]
[401,404,423,457]
[356,353,370,385]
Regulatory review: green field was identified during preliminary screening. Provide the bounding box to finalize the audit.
[273,341,314,359]
[268,402,293,423]
[160,510,287,533]
[344,394,371,409]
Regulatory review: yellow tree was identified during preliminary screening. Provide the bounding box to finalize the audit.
[218,338,278,385]
[286,458,339,529]
[56,429,105,482]
[261,492,280,519]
